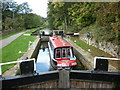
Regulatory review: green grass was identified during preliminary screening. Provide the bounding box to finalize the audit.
[2,64,16,74]
[0,30,26,40]
[25,27,43,34]
[71,37,114,58]
[1,27,43,40]
[71,37,120,69]
[25,28,38,34]
[1,31,36,73]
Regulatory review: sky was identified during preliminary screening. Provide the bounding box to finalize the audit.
[13,0,48,18]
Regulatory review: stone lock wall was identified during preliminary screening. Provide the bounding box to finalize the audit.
[80,34,120,58]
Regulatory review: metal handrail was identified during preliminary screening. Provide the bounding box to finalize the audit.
[0,58,36,76]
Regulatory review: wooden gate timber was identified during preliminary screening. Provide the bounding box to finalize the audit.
[0,70,120,89]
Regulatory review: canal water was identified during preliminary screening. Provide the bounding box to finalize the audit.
[36,41,51,73]
[36,41,86,73]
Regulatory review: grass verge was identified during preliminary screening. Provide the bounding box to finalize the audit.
[25,27,43,34]
[71,37,120,70]
[0,27,42,40]
[1,31,37,73]
[0,30,26,40]
[71,37,113,57]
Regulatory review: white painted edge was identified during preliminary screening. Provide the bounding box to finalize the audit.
[93,56,120,69]
[0,58,36,75]
[24,34,31,36]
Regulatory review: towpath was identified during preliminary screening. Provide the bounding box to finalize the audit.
[0,31,28,48]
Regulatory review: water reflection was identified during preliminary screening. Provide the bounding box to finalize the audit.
[36,42,51,73]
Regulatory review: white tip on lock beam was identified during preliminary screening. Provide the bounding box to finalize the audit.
[0,58,36,76]
[94,57,120,69]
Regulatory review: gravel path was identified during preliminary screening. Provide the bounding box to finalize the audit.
[0,31,26,48]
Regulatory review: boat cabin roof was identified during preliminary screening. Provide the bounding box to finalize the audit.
[49,36,72,48]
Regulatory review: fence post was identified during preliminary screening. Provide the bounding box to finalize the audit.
[58,70,70,88]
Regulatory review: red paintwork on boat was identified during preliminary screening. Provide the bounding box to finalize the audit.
[49,36,72,48]
[49,36,77,68]
[57,60,76,67]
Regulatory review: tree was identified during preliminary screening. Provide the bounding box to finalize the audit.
[2,0,33,31]
[17,2,32,14]
[47,2,72,30]
[24,13,43,29]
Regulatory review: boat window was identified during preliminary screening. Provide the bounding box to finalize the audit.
[67,48,71,57]
[67,47,73,57]
[55,49,61,58]
[62,48,67,58]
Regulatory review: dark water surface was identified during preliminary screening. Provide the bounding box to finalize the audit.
[36,42,51,73]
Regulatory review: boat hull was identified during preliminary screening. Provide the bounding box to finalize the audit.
[48,38,77,70]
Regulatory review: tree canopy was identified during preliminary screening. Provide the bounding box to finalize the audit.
[47,2,97,31]
[47,2,120,44]
[1,0,46,35]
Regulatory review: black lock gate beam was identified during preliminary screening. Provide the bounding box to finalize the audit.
[70,70,120,83]
[0,71,59,88]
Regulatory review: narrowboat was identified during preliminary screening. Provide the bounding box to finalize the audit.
[48,36,77,69]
